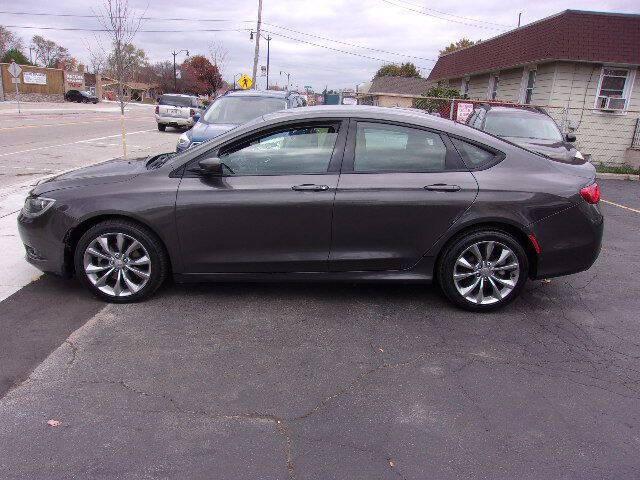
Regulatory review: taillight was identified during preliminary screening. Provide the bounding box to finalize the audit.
[155,105,159,114]
[190,108,196,116]
[580,183,600,204]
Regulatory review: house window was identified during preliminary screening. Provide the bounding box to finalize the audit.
[524,69,536,104]
[595,67,635,111]
[488,74,499,100]
[461,77,470,98]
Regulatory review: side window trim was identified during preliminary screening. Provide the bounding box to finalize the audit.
[448,135,505,171]
[340,119,466,174]
[180,119,348,178]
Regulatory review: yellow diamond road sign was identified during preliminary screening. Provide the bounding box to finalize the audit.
[238,74,253,90]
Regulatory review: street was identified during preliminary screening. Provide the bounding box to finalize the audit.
[0,103,639,479]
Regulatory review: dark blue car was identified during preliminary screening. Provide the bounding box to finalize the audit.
[176,89,307,152]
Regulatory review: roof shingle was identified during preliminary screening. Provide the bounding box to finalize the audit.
[428,10,640,81]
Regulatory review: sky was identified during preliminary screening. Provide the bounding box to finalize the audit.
[1,0,638,91]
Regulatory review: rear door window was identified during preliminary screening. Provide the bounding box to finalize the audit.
[353,122,448,172]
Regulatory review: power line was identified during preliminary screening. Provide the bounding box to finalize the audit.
[380,0,509,31]
[386,0,513,28]
[0,10,252,23]
[0,9,436,62]
[263,22,437,62]
[262,29,431,70]
[2,24,250,33]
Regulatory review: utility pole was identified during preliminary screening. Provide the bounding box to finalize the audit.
[172,49,189,92]
[265,35,271,90]
[251,0,263,89]
[517,12,522,27]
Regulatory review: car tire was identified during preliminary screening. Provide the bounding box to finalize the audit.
[157,124,166,131]
[438,229,528,312]
[74,220,169,303]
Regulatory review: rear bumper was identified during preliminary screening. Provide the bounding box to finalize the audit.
[530,201,603,279]
[155,114,193,127]
[17,212,68,276]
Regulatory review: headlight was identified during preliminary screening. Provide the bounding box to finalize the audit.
[574,150,584,160]
[177,132,191,147]
[22,196,55,218]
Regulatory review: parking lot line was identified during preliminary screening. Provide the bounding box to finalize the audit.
[0,117,150,132]
[601,199,640,214]
[0,130,155,158]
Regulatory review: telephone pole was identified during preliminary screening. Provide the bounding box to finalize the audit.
[251,0,263,89]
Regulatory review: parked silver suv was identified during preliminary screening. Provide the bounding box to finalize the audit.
[155,94,203,131]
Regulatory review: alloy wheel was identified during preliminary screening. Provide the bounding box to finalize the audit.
[452,240,520,305]
[83,232,151,297]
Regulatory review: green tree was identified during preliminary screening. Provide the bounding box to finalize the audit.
[31,35,72,68]
[107,43,148,81]
[1,48,31,65]
[415,84,460,112]
[439,38,477,56]
[0,26,23,57]
[375,62,420,78]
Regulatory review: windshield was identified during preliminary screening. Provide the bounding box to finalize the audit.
[203,96,287,125]
[483,112,563,142]
[159,95,197,107]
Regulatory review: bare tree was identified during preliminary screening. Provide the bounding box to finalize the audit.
[94,0,146,158]
[208,40,229,77]
[83,37,108,74]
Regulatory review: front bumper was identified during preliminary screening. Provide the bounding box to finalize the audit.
[530,201,603,279]
[155,114,194,127]
[17,211,68,276]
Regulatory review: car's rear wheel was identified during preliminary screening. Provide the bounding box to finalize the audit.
[74,220,169,303]
[157,123,166,131]
[438,229,528,311]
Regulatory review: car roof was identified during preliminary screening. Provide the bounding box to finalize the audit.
[476,105,548,116]
[224,89,294,99]
[161,93,198,98]
[261,105,455,128]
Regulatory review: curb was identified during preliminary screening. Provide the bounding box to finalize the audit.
[596,172,640,181]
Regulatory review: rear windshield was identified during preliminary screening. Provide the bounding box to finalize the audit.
[483,112,563,142]
[159,95,198,107]
[203,96,287,124]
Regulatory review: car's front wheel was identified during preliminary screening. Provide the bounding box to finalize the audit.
[74,220,169,303]
[157,123,166,131]
[438,229,528,311]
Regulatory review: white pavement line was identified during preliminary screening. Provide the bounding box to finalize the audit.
[0,130,154,158]
[601,199,640,214]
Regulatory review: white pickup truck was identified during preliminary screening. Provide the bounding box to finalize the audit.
[155,94,203,131]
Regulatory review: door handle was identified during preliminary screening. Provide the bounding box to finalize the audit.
[424,183,461,192]
[292,184,330,192]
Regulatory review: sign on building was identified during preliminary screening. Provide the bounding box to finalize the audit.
[23,72,47,85]
[65,72,84,86]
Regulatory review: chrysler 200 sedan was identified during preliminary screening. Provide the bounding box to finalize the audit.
[17,106,603,311]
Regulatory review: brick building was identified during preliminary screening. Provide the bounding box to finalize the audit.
[428,10,640,166]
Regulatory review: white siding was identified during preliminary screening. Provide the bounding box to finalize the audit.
[495,68,524,102]
[548,61,640,165]
[530,63,555,105]
[466,74,490,100]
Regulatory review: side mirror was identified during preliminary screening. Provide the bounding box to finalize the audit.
[198,157,223,175]
[565,133,576,142]
[193,112,201,123]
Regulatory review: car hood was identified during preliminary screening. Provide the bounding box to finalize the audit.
[190,121,237,143]
[32,157,149,194]
[502,136,580,163]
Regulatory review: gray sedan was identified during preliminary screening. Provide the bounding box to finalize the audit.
[17,106,603,311]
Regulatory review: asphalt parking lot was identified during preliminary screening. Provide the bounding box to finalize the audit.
[0,170,639,477]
